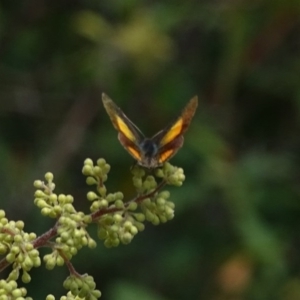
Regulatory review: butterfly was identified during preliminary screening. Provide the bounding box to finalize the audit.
[102,93,198,168]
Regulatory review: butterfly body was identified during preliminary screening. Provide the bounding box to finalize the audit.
[102,94,198,168]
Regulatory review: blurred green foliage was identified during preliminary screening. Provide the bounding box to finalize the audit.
[0,0,300,299]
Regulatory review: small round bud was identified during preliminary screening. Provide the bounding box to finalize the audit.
[6,253,16,263]
[41,207,51,216]
[97,186,107,196]
[115,200,124,209]
[86,176,97,185]
[46,295,55,300]
[111,238,120,247]
[97,158,106,167]
[134,213,145,222]
[66,195,74,203]
[128,202,137,211]
[21,271,31,283]
[82,164,93,176]
[155,169,164,177]
[113,214,123,223]
[93,166,102,176]
[121,232,133,244]
[133,177,143,188]
[87,192,98,201]
[88,239,97,249]
[124,221,132,230]
[156,197,166,206]
[99,199,108,208]
[34,190,45,198]
[33,180,43,189]
[159,215,167,223]
[84,158,94,166]
[11,288,23,297]
[103,163,111,174]
[13,234,23,243]
[97,228,107,239]
[45,172,54,182]
[115,192,124,200]
[130,226,138,235]
[15,220,24,230]
[152,215,160,225]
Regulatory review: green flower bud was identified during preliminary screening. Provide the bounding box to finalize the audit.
[21,271,31,283]
[152,215,160,225]
[123,221,132,230]
[23,255,33,271]
[84,158,94,166]
[156,197,166,206]
[97,158,106,167]
[115,200,124,209]
[6,253,15,263]
[166,201,175,209]
[11,288,23,297]
[56,256,64,266]
[131,166,145,177]
[86,176,97,185]
[132,177,143,188]
[33,180,44,189]
[111,238,120,247]
[130,226,138,235]
[45,172,54,182]
[66,195,74,203]
[145,211,155,222]
[7,269,19,281]
[97,186,107,197]
[0,244,7,254]
[155,168,164,177]
[87,192,98,201]
[82,165,93,176]
[97,228,107,239]
[106,193,115,202]
[88,239,97,249]
[46,295,55,300]
[134,213,145,222]
[48,182,56,191]
[113,213,123,223]
[104,239,113,248]
[128,202,137,211]
[103,163,111,174]
[48,194,57,204]
[93,166,102,176]
[143,176,157,190]
[115,192,124,200]
[121,232,132,244]
[13,234,23,243]
[159,215,167,223]
[34,190,46,198]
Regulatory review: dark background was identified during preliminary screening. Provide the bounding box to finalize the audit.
[1,1,300,299]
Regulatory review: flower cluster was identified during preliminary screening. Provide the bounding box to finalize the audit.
[0,279,32,300]
[34,172,96,269]
[0,157,186,299]
[0,210,40,283]
[62,274,101,300]
[82,159,185,247]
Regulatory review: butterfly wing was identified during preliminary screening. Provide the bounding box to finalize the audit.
[102,93,145,162]
[152,96,198,164]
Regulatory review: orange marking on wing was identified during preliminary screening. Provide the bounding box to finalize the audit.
[159,149,175,163]
[127,146,142,161]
